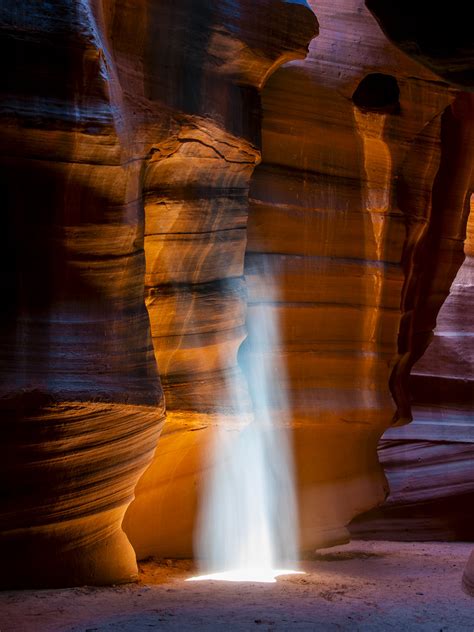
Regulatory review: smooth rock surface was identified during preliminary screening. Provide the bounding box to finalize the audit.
[351,201,474,542]
[2,0,472,589]
[0,0,167,587]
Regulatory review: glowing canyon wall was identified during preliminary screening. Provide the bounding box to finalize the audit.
[1,0,472,590]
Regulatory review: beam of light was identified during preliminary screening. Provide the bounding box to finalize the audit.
[190,277,301,583]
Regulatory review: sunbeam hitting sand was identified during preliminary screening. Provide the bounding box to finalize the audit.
[192,288,300,582]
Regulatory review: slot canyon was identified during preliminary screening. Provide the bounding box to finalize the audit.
[1,0,473,630]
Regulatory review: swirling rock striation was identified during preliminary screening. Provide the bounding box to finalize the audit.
[1,0,472,586]
[1,0,319,580]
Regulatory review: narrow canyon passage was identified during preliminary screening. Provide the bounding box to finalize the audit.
[1,0,473,627]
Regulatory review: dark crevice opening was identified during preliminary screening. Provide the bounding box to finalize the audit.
[352,73,400,113]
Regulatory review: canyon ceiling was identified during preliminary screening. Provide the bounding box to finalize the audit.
[1,0,473,592]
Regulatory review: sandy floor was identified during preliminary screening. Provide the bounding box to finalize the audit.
[1,541,472,631]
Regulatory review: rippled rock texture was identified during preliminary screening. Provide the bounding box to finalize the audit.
[0,0,171,587]
[1,0,318,582]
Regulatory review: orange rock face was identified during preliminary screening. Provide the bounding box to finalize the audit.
[242,0,472,551]
[1,0,318,583]
[351,202,474,541]
[123,0,318,559]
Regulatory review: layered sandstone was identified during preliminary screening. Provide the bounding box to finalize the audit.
[242,0,472,551]
[351,199,474,541]
[123,0,318,559]
[0,0,170,588]
[1,0,319,582]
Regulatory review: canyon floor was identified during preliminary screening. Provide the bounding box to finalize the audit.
[1,541,472,631]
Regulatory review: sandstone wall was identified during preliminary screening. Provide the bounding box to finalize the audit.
[0,1,171,587]
[123,0,318,559]
[351,199,474,541]
[242,0,472,551]
[1,0,319,586]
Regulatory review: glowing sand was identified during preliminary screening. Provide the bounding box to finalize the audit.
[187,569,303,583]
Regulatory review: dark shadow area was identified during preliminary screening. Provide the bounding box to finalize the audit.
[352,73,400,112]
[366,0,474,88]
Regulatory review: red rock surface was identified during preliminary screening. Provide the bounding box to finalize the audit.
[122,1,318,559]
[0,0,170,588]
[1,0,318,584]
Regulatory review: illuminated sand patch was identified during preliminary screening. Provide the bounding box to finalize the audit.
[187,569,304,583]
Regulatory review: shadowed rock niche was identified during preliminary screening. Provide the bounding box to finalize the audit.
[242,0,473,552]
[122,0,318,558]
[365,0,474,89]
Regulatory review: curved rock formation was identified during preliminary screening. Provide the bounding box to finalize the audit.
[123,0,318,560]
[0,0,170,588]
[242,0,471,551]
[1,0,471,589]
[390,93,473,426]
[350,199,474,541]
[1,0,320,582]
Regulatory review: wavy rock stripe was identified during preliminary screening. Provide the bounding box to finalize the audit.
[1,0,472,590]
[142,122,259,413]
[0,399,163,588]
[391,93,474,425]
